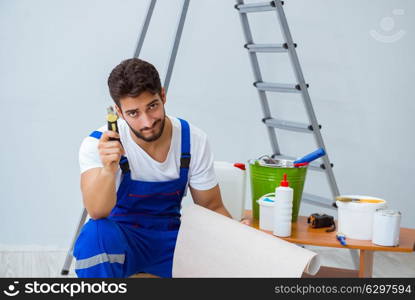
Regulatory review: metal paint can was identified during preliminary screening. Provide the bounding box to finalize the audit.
[372,209,401,246]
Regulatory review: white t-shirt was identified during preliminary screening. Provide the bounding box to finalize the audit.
[78,115,218,192]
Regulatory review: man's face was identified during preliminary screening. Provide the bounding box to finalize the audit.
[115,90,166,143]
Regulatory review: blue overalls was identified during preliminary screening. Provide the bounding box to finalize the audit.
[73,118,191,278]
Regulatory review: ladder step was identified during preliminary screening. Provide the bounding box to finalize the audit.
[254,81,309,93]
[245,43,295,53]
[272,154,331,172]
[263,117,321,134]
[302,193,336,209]
[235,1,279,14]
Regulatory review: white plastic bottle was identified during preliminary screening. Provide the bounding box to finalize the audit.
[273,173,294,237]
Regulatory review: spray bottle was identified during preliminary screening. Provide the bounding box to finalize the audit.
[273,173,294,237]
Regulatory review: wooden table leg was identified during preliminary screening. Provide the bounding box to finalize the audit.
[359,250,374,278]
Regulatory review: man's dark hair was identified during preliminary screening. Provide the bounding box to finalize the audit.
[107,58,162,107]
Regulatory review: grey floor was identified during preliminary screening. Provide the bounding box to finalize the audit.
[307,246,415,277]
[0,247,414,278]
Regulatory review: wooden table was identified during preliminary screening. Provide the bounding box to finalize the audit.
[244,210,415,278]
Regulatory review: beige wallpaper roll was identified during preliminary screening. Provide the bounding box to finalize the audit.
[173,204,320,277]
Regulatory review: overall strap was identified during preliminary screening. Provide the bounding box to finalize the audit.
[89,131,102,139]
[88,130,130,174]
[178,118,191,180]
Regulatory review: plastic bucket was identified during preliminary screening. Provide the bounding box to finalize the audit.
[336,195,387,240]
[249,160,308,222]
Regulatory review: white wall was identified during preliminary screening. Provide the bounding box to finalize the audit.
[0,0,414,250]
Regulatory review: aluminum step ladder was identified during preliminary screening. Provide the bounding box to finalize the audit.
[60,0,190,275]
[235,0,340,209]
[236,0,359,270]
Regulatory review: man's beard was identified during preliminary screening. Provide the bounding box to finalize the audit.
[126,115,166,143]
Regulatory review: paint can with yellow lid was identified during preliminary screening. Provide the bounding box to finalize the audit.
[336,195,387,240]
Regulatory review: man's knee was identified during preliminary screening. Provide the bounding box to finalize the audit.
[73,218,125,259]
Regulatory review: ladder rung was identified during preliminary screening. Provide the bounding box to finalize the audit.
[263,117,321,134]
[254,81,309,93]
[272,154,329,172]
[235,1,282,14]
[302,193,336,209]
[245,43,293,53]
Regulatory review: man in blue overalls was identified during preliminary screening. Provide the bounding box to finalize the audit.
[74,58,241,278]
